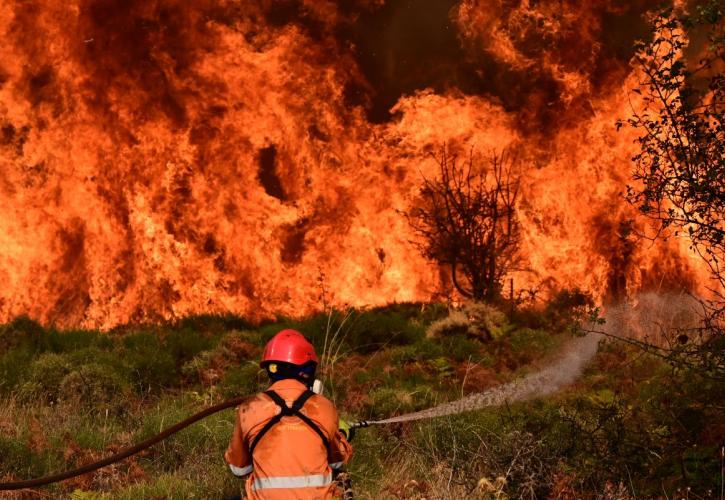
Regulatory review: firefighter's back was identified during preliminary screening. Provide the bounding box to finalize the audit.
[239,379,341,500]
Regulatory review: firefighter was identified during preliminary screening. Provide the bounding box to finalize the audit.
[225,329,354,499]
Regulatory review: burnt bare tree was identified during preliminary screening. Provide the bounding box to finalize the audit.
[405,149,521,301]
[619,2,724,292]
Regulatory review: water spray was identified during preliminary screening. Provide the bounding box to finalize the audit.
[350,332,600,428]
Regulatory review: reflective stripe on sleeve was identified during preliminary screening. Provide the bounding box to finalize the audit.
[252,473,333,490]
[329,461,344,470]
[228,463,253,477]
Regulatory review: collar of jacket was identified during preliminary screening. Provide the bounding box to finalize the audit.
[268,378,309,392]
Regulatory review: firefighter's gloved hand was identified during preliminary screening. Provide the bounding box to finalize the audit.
[338,418,355,442]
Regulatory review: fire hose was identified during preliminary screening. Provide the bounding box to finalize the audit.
[0,333,599,491]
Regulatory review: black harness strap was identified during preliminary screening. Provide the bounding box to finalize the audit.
[249,390,330,455]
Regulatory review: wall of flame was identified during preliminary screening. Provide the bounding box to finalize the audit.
[0,0,709,328]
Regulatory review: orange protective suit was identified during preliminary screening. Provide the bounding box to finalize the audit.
[225,378,353,499]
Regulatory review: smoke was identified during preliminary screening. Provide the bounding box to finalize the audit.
[603,292,704,344]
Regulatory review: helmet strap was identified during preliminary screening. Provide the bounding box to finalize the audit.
[264,361,316,388]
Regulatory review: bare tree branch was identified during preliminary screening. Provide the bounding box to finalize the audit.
[403,148,522,301]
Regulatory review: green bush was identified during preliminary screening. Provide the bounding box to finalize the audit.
[0,318,105,356]
[257,308,428,356]
[0,349,34,393]
[17,352,74,402]
[43,329,102,353]
[507,328,556,357]
[122,333,178,391]
[59,363,130,412]
[365,302,449,324]
[438,333,484,362]
[0,315,46,354]
[67,347,126,374]
[181,330,259,387]
[165,328,215,365]
[344,310,424,353]
[174,314,252,334]
[390,339,445,365]
[366,387,416,418]
[219,362,266,398]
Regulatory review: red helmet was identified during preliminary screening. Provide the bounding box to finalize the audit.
[261,329,318,366]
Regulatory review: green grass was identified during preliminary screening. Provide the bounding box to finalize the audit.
[0,304,722,498]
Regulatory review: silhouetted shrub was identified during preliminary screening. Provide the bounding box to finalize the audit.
[174,314,252,335]
[0,316,47,355]
[543,288,595,331]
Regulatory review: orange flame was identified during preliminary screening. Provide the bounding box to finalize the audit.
[0,0,713,328]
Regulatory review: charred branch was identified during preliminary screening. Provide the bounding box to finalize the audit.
[404,148,522,302]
